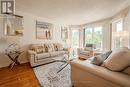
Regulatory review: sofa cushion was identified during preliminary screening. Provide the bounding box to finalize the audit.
[49,44,55,51]
[37,53,50,60]
[64,50,69,54]
[53,43,58,51]
[59,51,67,54]
[50,51,62,57]
[45,44,55,52]
[91,51,112,65]
[54,43,63,51]
[31,44,46,53]
[103,48,130,71]
[123,67,130,75]
[71,60,130,87]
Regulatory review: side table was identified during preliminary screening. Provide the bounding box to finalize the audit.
[5,51,24,69]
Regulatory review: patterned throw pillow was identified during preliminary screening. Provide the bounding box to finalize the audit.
[42,44,47,52]
[45,44,54,52]
[33,46,43,54]
[49,44,55,51]
[32,44,46,54]
[53,43,63,51]
[56,44,63,51]
[53,43,58,51]
[44,45,48,52]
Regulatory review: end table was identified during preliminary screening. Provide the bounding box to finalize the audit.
[5,51,24,69]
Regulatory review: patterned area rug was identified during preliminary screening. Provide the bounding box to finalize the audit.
[33,62,71,87]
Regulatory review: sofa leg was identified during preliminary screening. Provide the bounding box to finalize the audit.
[72,85,74,87]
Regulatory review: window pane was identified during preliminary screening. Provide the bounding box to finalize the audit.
[93,27,102,49]
[112,19,129,50]
[84,27,102,50]
[71,30,79,48]
[116,21,123,32]
[71,29,79,58]
[85,28,93,44]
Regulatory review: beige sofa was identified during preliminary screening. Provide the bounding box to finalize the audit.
[28,43,69,67]
[70,59,130,87]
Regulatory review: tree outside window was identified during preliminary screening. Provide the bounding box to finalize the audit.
[84,26,103,50]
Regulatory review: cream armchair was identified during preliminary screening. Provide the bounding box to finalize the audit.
[77,44,96,60]
[77,48,94,60]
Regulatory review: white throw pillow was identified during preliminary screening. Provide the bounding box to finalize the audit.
[91,51,112,65]
[91,55,103,65]
[103,48,130,71]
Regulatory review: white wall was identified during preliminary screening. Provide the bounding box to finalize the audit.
[0,11,66,68]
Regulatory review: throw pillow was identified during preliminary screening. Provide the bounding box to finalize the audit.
[53,43,58,51]
[103,48,130,71]
[91,55,103,65]
[91,50,112,65]
[33,46,43,54]
[42,44,47,52]
[44,45,48,52]
[57,44,63,51]
[48,44,55,51]
[46,44,53,52]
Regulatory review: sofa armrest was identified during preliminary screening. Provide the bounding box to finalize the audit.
[28,50,37,60]
[70,60,130,87]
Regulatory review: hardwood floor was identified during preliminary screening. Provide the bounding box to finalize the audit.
[0,63,40,87]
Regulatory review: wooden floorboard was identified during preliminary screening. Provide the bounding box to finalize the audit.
[0,63,40,87]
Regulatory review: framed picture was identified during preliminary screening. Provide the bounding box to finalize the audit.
[36,21,53,39]
[4,15,24,37]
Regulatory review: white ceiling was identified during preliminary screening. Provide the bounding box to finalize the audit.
[16,0,130,25]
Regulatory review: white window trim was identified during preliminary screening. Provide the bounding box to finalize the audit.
[84,26,103,49]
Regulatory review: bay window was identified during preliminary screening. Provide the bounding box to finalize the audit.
[112,19,129,49]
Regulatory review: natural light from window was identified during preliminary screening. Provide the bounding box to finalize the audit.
[112,19,129,49]
[85,26,103,50]
[116,21,123,32]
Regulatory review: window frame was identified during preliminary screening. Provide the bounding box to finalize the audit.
[111,18,126,49]
[84,26,103,49]
[71,29,80,48]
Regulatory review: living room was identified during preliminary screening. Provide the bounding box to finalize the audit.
[0,0,130,87]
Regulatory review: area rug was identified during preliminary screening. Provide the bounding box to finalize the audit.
[33,62,71,87]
